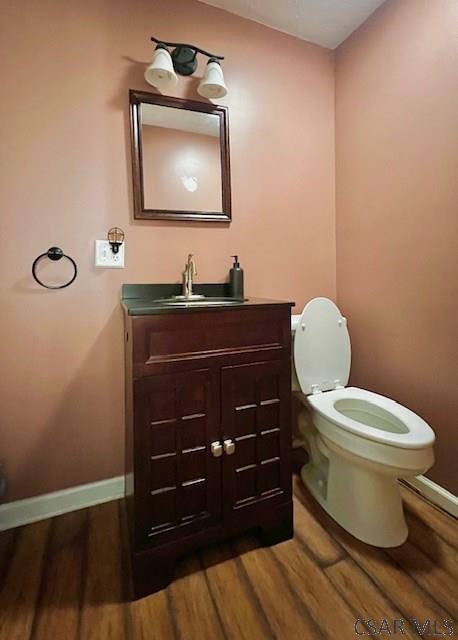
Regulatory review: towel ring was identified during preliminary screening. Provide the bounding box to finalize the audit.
[32,247,78,289]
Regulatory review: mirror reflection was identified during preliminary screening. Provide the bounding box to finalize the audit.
[140,103,222,212]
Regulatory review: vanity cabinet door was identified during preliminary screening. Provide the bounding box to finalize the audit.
[133,367,221,546]
[221,359,292,526]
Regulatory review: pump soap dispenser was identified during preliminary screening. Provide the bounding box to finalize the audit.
[229,255,244,299]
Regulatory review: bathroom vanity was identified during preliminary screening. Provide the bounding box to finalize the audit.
[122,284,294,597]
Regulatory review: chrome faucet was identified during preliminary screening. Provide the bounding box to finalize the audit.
[182,254,198,298]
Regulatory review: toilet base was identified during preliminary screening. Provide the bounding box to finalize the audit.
[301,454,408,548]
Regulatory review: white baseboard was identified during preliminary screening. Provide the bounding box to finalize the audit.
[404,475,458,518]
[0,472,455,532]
[0,475,125,532]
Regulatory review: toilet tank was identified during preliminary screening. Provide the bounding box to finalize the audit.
[291,314,301,392]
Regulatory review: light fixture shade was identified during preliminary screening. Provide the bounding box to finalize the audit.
[144,46,178,90]
[197,60,227,99]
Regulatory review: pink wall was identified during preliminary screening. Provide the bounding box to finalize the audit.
[0,0,335,501]
[3,0,454,503]
[142,126,222,211]
[335,0,458,493]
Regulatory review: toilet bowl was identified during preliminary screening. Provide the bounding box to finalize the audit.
[292,297,435,548]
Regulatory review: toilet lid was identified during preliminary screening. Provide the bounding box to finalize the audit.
[294,297,351,395]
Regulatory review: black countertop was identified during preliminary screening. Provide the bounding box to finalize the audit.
[122,284,294,316]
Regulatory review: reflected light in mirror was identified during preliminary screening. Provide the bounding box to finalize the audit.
[181,176,198,192]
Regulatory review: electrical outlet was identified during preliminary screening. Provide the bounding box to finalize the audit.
[95,240,125,268]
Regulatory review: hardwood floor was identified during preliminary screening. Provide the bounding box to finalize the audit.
[0,478,456,640]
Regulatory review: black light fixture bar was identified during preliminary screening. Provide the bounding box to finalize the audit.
[150,35,224,60]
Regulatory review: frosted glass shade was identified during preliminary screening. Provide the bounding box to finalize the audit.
[198,61,227,99]
[144,47,178,90]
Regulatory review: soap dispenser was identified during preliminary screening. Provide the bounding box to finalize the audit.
[229,255,244,299]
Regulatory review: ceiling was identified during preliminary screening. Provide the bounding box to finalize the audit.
[141,103,219,136]
[198,0,386,49]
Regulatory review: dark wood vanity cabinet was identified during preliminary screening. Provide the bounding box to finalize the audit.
[124,302,293,598]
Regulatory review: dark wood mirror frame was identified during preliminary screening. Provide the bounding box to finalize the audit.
[129,90,231,223]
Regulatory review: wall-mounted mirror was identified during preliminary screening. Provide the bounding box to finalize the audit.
[129,90,231,222]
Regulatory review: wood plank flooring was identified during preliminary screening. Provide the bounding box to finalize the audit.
[0,478,456,640]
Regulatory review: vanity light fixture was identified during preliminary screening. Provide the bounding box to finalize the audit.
[198,58,227,99]
[144,44,178,90]
[145,36,227,98]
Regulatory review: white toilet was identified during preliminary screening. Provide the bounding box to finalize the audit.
[292,297,435,548]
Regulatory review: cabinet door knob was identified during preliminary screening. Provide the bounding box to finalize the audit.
[223,439,235,455]
[211,441,223,458]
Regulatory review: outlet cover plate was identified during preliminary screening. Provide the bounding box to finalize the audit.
[95,240,124,268]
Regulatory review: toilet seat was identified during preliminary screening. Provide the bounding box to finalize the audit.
[294,298,351,395]
[293,298,435,449]
[308,387,435,449]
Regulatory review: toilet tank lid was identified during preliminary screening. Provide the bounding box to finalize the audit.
[291,314,301,332]
[294,297,351,395]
